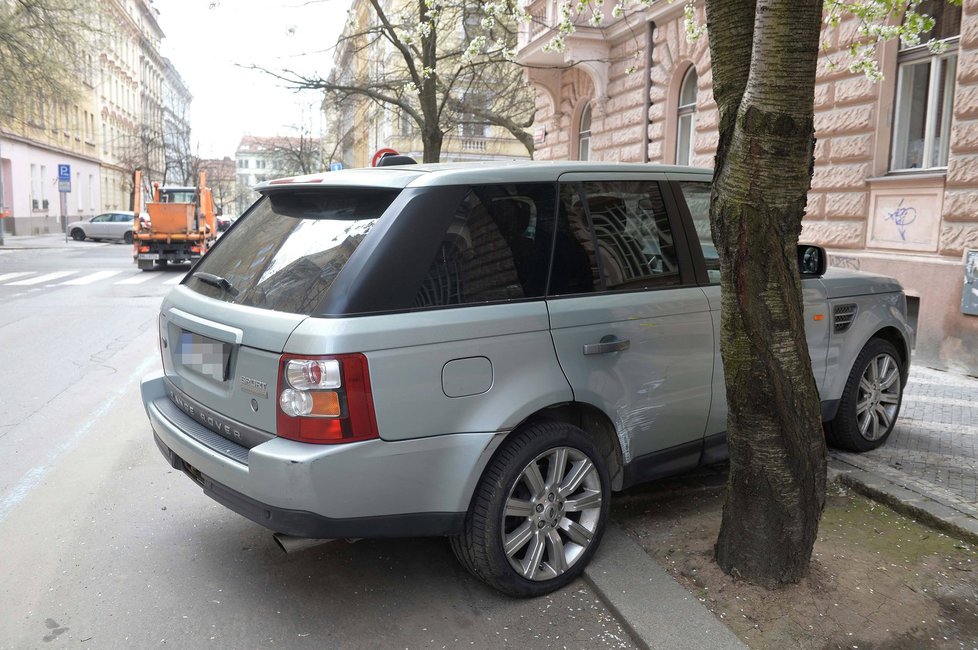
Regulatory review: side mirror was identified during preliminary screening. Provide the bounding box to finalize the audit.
[798,244,827,277]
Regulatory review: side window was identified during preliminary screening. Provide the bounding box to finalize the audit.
[91,214,109,222]
[678,181,719,284]
[581,181,680,291]
[414,184,554,308]
[113,213,132,222]
[549,184,601,296]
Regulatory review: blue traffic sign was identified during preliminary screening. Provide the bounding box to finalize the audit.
[329,162,343,172]
[58,164,71,181]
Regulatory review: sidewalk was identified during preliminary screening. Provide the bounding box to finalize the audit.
[831,364,978,541]
[0,232,86,250]
[593,364,977,649]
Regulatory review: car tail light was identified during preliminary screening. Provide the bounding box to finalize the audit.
[276,353,378,444]
[139,245,150,253]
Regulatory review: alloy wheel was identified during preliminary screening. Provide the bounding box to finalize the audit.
[856,353,901,441]
[500,446,603,581]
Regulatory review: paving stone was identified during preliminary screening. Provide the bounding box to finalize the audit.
[831,366,978,538]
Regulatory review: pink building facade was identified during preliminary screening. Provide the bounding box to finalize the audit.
[519,0,978,375]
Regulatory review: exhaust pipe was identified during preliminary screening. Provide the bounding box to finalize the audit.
[272,533,363,554]
[272,533,335,554]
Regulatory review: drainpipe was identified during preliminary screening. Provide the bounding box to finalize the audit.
[642,21,655,164]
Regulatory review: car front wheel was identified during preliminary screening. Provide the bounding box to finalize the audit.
[826,338,904,452]
[70,229,85,241]
[450,420,609,597]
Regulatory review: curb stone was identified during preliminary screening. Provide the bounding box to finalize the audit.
[584,522,747,650]
[829,452,978,546]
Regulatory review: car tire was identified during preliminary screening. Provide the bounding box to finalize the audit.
[826,338,904,452]
[70,229,85,241]
[450,419,610,597]
[124,231,133,245]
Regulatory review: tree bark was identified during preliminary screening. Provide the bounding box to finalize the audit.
[418,0,443,162]
[705,0,828,587]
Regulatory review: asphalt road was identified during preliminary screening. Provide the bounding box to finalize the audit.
[0,241,635,649]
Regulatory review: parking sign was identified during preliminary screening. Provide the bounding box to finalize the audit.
[58,164,71,181]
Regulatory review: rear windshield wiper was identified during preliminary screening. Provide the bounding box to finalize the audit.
[193,272,240,297]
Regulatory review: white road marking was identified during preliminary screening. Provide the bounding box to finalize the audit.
[5,271,77,286]
[60,270,123,285]
[115,274,154,285]
[0,272,35,283]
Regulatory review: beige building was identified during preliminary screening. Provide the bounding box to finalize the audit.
[0,0,188,235]
[518,0,978,375]
[0,23,102,235]
[99,0,167,212]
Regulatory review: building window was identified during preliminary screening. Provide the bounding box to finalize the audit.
[40,165,48,208]
[399,110,413,136]
[460,93,488,139]
[676,67,698,166]
[578,102,592,161]
[890,0,961,171]
[30,164,39,209]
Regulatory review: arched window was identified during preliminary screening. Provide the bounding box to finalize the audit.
[891,0,961,170]
[676,67,698,166]
[578,102,592,161]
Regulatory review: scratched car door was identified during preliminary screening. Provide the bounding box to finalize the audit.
[546,175,714,480]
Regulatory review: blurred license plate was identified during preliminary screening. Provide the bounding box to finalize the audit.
[138,253,160,260]
[178,331,229,381]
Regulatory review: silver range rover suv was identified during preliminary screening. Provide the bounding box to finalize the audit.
[141,161,913,596]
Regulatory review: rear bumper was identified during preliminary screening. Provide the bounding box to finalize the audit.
[141,372,502,538]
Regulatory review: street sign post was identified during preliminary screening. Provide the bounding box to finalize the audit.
[58,164,71,194]
[59,164,71,242]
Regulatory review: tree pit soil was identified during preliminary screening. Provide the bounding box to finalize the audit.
[612,466,978,649]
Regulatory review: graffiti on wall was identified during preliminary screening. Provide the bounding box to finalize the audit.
[884,198,917,241]
[869,187,941,252]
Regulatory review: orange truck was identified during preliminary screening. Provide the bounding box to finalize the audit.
[132,169,216,271]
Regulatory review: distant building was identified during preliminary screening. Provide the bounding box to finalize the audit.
[100,0,167,214]
[198,157,238,217]
[162,58,193,186]
[234,135,324,207]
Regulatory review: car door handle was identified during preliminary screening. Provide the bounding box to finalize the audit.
[583,336,630,355]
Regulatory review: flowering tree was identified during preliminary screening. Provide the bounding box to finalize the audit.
[0,0,95,119]
[261,0,535,163]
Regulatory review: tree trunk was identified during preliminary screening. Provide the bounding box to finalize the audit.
[705,0,828,587]
[417,0,442,163]
[421,128,444,163]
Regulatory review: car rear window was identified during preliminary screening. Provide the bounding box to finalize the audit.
[186,189,399,314]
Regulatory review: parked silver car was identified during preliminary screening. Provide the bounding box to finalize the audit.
[141,162,913,596]
[69,211,136,243]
